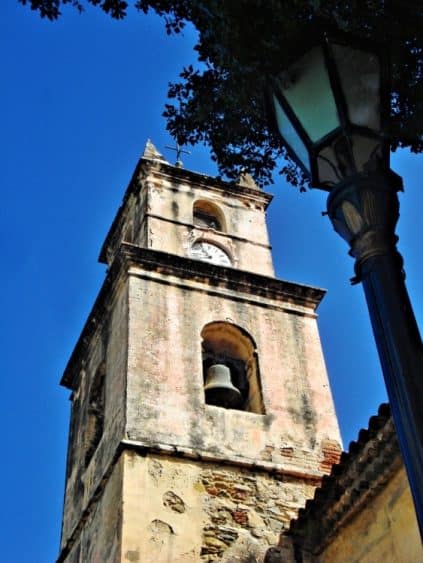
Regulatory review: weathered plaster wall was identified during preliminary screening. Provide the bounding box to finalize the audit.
[121,451,319,563]
[63,456,124,563]
[318,467,422,563]
[126,268,341,472]
[60,283,129,550]
[143,173,275,276]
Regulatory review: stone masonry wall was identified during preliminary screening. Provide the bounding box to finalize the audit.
[200,465,318,562]
[121,451,320,563]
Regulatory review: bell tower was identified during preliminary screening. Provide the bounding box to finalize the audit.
[58,141,341,562]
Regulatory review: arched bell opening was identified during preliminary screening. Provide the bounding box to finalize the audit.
[193,199,227,232]
[201,322,265,414]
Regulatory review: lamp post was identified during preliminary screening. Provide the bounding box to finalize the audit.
[269,32,423,537]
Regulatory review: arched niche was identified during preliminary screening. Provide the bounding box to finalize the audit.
[201,322,264,414]
[83,361,106,467]
[193,199,226,232]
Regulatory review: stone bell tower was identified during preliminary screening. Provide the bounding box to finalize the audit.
[58,141,341,562]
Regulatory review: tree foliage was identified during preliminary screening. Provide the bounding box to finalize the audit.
[20,0,423,187]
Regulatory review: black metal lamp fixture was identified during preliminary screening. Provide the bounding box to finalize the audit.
[270,32,390,189]
[268,31,423,539]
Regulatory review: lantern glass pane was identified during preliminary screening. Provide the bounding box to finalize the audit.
[272,94,310,170]
[316,134,383,185]
[332,44,381,131]
[351,134,382,172]
[280,47,340,142]
[317,145,342,186]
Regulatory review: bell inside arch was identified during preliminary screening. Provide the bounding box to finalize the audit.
[204,364,242,408]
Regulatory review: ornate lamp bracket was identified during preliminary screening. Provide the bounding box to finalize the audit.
[326,171,403,284]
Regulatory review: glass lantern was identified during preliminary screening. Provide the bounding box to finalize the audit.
[269,32,390,190]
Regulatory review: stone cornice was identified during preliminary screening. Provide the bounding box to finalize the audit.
[61,243,326,390]
[121,439,324,481]
[121,243,325,307]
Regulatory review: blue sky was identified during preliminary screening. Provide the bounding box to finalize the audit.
[1,2,422,561]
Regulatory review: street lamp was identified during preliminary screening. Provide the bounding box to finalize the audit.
[269,32,423,538]
[270,32,389,188]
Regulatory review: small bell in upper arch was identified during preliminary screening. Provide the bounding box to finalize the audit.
[204,364,243,409]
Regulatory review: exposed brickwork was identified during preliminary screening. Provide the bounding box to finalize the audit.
[319,439,342,474]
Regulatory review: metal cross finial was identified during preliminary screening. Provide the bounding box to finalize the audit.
[165,142,191,168]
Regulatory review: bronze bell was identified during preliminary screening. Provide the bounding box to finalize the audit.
[204,364,242,408]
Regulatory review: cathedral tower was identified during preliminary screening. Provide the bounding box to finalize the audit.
[58,142,341,562]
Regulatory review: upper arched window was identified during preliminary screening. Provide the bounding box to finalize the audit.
[201,322,264,414]
[193,200,226,232]
[83,361,106,467]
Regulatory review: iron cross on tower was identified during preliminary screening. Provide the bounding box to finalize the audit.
[165,141,191,168]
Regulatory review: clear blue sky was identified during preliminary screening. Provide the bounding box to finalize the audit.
[1,3,422,561]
